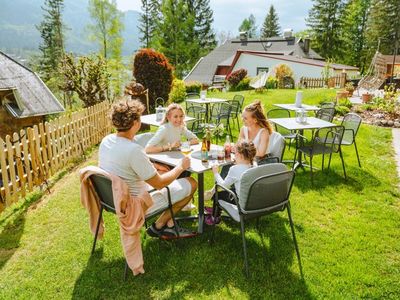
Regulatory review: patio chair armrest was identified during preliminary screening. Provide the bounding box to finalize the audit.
[148,186,173,207]
[214,183,239,207]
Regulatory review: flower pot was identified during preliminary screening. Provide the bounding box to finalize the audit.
[345,88,354,96]
[362,93,372,103]
[336,90,349,100]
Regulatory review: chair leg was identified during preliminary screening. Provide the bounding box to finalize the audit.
[287,203,303,278]
[240,217,249,277]
[292,148,298,170]
[321,153,325,171]
[354,140,361,168]
[339,148,347,179]
[328,152,333,170]
[124,261,129,280]
[91,206,103,254]
[309,156,314,185]
[236,116,240,129]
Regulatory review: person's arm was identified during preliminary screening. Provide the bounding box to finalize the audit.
[256,130,270,157]
[145,127,167,153]
[145,157,191,190]
[212,166,236,190]
[184,127,199,145]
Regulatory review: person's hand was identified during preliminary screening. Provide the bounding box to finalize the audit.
[179,156,191,170]
[212,165,219,173]
[172,141,181,149]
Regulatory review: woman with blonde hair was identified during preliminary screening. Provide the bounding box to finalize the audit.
[145,103,199,154]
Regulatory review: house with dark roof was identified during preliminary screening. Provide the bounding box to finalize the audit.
[0,51,64,138]
[184,32,358,86]
[382,55,400,78]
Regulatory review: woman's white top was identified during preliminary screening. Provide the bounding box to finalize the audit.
[243,126,267,155]
[214,163,252,193]
[146,122,197,147]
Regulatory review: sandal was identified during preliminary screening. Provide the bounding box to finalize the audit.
[160,224,198,240]
[205,215,221,226]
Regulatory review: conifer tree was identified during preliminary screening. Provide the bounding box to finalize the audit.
[342,0,371,73]
[261,5,281,38]
[138,0,161,48]
[157,0,197,78]
[186,0,217,56]
[306,0,346,60]
[366,0,400,59]
[37,0,65,82]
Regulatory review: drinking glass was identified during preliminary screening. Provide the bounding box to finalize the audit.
[181,140,191,156]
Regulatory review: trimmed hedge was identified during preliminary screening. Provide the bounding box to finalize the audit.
[226,68,247,87]
[169,79,187,103]
[133,48,173,112]
[185,81,202,94]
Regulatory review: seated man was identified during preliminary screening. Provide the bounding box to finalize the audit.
[99,97,197,238]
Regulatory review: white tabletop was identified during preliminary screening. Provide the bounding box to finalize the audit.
[141,113,195,127]
[269,117,336,131]
[186,98,228,105]
[147,144,232,174]
[274,103,320,111]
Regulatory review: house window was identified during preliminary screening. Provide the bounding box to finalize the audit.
[257,67,269,75]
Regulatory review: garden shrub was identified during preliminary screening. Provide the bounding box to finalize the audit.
[133,48,173,112]
[169,79,187,103]
[265,76,278,89]
[185,81,202,94]
[335,105,350,116]
[226,68,247,87]
[274,64,294,88]
[338,97,353,109]
[233,77,251,91]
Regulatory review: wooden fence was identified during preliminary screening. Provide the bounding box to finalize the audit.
[0,101,112,213]
[300,74,347,89]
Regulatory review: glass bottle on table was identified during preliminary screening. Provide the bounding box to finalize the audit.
[224,135,231,159]
[201,137,208,162]
[205,128,212,151]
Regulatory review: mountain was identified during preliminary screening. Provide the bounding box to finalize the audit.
[0,0,140,57]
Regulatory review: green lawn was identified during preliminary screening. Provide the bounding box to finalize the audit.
[1,89,399,299]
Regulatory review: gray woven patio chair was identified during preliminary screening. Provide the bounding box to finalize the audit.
[315,107,335,122]
[340,113,362,167]
[210,163,301,277]
[89,174,178,280]
[267,108,297,149]
[257,131,286,165]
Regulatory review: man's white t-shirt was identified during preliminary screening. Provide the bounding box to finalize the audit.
[99,134,157,196]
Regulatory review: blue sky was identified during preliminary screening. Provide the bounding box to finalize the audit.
[116,0,312,35]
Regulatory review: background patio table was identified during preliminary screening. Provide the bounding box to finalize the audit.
[274,103,320,113]
[141,113,195,127]
[269,117,336,169]
[147,143,232,233]
[186,98,228,122]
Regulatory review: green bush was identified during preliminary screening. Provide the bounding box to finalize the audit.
[335,105,350,116]
[265,76,278,89]
[232,77,250,91]
[338,97,353,109]
[169,79,187,103]
[185,81,202,94]
[133,48,173,113]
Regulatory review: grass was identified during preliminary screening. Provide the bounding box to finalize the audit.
[1,89,400,299]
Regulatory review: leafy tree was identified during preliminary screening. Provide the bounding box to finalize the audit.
[239,14,257,38]
[306,0,346,60]
[186,0,217,56]
[138,0,161,48]
[342,0,371,73]
[366,0,400,60]
[87,0,123,59]
[156,0,197,78]
[59,53,110,107]
[133,48,173,112]
[37,0,65,82]
[87,0,124,98]
[261,5,281,38]
[274,64,294,88]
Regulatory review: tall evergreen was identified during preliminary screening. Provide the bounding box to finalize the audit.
[261,5,281,38]
[306,0,346,60]
[366,0,400,58]
[157,0,196,78]
[186,0,217,56]
[37,0,65,82]
[342,0,371,73]
[138,0,161,48]
[238,14,257,38]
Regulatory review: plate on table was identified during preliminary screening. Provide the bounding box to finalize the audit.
[191,150,219,160]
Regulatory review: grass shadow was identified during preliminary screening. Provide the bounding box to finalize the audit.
[72,214,312,299]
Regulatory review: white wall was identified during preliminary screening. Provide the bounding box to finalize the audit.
[232,54,357,82]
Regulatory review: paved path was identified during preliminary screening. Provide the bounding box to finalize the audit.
[392,128,400,184]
